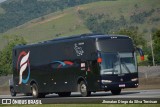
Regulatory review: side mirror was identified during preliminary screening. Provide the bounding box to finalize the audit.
[97,57,102,63]
[136,48,144,61]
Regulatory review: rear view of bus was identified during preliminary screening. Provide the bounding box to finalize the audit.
[96,36,143,95]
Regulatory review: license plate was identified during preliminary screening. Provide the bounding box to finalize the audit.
[119,84,125,87]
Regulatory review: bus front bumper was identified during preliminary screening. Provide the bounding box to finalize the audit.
[101,81,139,90]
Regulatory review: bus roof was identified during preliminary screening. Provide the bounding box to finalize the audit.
[51,33,131,41]
[14,34,131,49]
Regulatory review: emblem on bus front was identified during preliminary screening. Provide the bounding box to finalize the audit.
[120,78,123,82]
[17,51,30,84]
[74,43,84,56]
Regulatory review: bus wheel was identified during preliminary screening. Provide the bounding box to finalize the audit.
[10,87,16,97]
[32,83,39,98]
[111,89,121,95]
[58,92,71,97]
[79,81,91,97]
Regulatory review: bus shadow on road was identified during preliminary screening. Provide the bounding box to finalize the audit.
[89,91,140,97]
[46,91,140,98]
[15,91,140,99]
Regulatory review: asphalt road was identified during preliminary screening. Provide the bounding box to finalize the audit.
[0,89,160,104]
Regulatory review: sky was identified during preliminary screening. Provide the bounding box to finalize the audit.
[0,0,7,3]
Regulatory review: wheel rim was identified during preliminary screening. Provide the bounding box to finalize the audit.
[81,84,87,93]
[32,87,37,96]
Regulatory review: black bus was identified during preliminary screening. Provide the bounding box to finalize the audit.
[9,34,144,98]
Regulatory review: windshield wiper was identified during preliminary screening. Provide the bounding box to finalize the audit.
[121,62,131,73]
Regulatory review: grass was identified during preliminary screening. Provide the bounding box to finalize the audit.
[83,0,160,38]
[0,6,5,15]
[0,36,6,50]
[4,7,90,44]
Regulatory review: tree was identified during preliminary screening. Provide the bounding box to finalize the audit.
[117,28,146,47]
[0,36,27,76]
[148,30,160,65]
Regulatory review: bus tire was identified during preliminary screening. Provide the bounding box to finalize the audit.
[32,83,39,98]
[10,87,16,97]
[111,89,121,95]
[79,81,91,97]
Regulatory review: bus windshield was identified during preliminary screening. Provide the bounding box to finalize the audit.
[100,52,137,75]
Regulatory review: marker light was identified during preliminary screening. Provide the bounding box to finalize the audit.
[131,78,138,81]
[140,56,144,61]
[101,80,112,83]
[97,58,102,63]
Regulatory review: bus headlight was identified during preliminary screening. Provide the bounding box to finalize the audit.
[101,80,112,83]
[131,78,138,81]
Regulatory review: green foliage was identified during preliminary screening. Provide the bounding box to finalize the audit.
[117,29,146,47]
[81,11,146,47]
[83,14,127,34]
[153,30,160,64]
[78,1,160,40]
[130,9,155,24]
[142,44,151,55]
[148,30,160,65]
[147,52,153,65]
[138,55,149,66]
[0,36,26,76]
[0,0,159,51]
[80,8,156,41]
[0,0,107,33]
